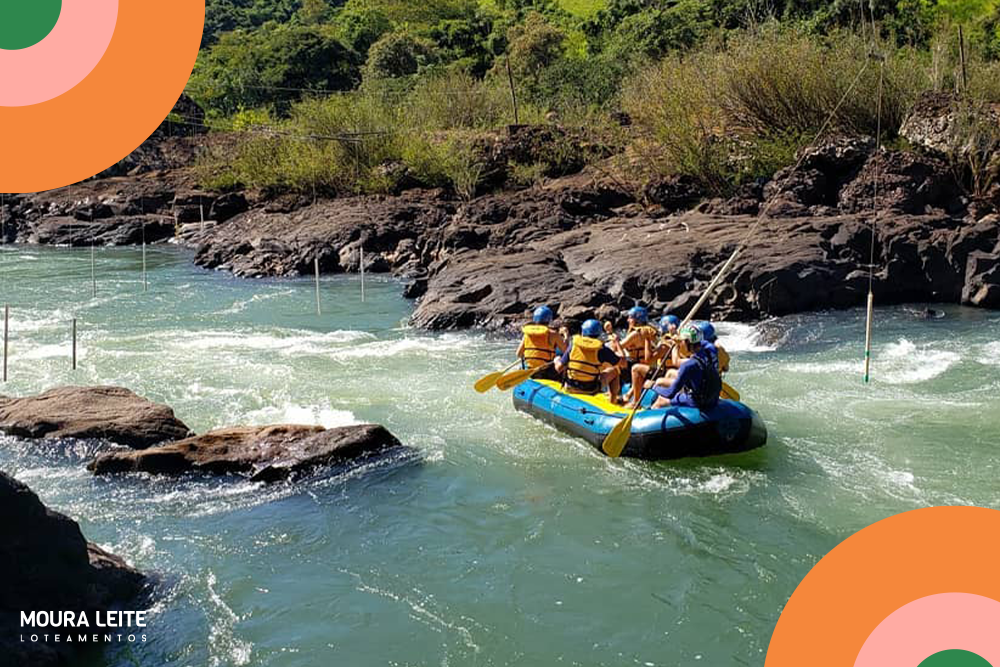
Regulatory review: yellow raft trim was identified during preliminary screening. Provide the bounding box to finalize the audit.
[533,379,629,417]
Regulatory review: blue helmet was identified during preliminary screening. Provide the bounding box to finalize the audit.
[581,319,603,338]
[533,306,554,325]
[627,306,649,324]
[694,320,717,343]
[660,314,680,333]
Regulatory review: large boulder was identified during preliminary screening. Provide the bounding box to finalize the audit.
[0,386,191,449]
[26,215,176,246]
[963,249,1000,308]
[0,471,145,667]
[88,423,402,482]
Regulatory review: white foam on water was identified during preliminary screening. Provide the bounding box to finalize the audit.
[243,404,359,428]
[21,343,84,360]
[327,334,476,361]
[877,338,961,384]
[976,341,1000,366]
[205,571,253,667]
[715,322,777,353]
[170,329,375,356]
[215,288,297,315]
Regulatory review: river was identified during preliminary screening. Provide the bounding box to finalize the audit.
[1,245,998,667]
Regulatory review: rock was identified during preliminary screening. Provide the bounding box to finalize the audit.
[963,251,1000,308]
[172,191,216,224]
[209,192,249,223]
[26,215,175,246]
[0,470,145,667]
[88,423,402,481]
[0,386,191,448]
[838,150,963,215]
[642,175,703,212]
[900,92,1000,158]
[764,136,874,213]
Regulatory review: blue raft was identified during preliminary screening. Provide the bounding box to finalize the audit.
[512,379,767,460]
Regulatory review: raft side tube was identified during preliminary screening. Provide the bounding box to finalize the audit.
[512,379,767,460]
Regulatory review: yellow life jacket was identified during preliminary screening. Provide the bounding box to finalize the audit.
[567,335,604,383]
[622,325,658,362]
[522,324,557,368]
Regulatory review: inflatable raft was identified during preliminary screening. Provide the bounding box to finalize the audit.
[512,379,767,460]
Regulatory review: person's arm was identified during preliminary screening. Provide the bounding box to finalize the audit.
[661,361,694,400]
[718,345,731,374]
[516,339,525,359]
[555,341,572,372]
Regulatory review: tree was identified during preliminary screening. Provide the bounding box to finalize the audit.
[190,23,362,115]
[499,12,566,86]
[364,31,441,79]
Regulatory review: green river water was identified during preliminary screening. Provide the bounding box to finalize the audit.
[1,245,999,667]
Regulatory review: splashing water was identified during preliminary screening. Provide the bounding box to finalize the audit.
[1,246,999,666]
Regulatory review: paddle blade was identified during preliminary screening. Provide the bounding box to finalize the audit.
[601,414,634,458]
[474,372,503,393]
[721,382,741,401]
[496,367,538,391]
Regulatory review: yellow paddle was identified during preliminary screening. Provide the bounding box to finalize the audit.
[496,361,555,391]
[602,343,677,458]
[474,360,522,393]
[721,381,741,401]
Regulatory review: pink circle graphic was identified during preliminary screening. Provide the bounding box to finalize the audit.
[0,0,119,107]
[855,593,1000,666]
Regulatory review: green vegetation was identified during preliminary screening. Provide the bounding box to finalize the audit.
[192,0,1000,197]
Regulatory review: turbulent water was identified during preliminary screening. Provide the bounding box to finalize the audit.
[1,245,999,667]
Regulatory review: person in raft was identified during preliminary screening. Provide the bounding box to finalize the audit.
[624,314,681,408]
[647,325,722,410]
[555,318,624,404]
[694,321,730,375]
[516,305,567,382]
[609,306,659,404]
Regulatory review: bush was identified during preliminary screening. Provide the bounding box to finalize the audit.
[364,31,441,80]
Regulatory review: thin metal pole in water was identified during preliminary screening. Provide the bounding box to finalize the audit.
[90,243,96,298]
[142,222,148,292]
[3,304,8,383]
[360,245,365,303]
[863,292,874,384]
[200,202,205,235]
[72,318,77,371]
[314,257,322,316]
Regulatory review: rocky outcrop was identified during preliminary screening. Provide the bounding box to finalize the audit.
[0,386,192,449]
[0,470,145,667]
[88,423,402,482]
[963,248,1000,308]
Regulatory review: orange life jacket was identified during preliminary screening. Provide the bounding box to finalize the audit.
[521,324,557,368]
[566,335,604,383]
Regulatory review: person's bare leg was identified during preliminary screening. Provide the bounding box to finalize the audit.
[628,364,650,407]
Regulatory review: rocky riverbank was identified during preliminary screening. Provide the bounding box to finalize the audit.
[0,471,146,667]
[2,97,998,330]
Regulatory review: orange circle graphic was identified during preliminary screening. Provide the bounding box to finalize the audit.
[766,506,1000,666]
[0,1,204,193]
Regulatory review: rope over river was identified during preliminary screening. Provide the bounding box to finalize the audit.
[1,245,999,666]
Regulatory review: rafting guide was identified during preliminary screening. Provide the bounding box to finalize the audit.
[19,610,148,645]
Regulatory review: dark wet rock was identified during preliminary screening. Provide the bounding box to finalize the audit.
[764,136,874,214]
[193,191,456,278]
[838,150,964,215]
[0,386,191,449]
[209,192,249,223]
[26,215,175,246]
[172,191,216,224]
[642,175,703,212]
[0,470,145,667]
[88,423,401,482]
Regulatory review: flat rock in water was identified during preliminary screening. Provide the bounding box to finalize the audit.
[0,386,192,449]
[0,470,145,667]
[88,423,402,482]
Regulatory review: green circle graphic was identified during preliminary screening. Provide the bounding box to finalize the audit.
[919,650,994,667]
[0,0,62,50]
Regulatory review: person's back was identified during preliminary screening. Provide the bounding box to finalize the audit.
[518,306,565,381]
[556,319,623,402]
[651,327,721,411]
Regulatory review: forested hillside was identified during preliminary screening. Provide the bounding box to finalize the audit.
[185,0,1000,200]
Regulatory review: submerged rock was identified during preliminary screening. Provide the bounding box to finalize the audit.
[0,386,192,449]
[0,470,145,667]
[88,423,402,482]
